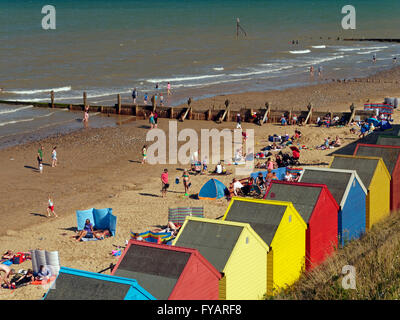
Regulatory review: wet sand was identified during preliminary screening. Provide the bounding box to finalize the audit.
[1,67,400,300]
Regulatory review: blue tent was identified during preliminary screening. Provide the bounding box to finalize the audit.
[250,167,287,181]
[76,208,117,236]
[198,178,228,200]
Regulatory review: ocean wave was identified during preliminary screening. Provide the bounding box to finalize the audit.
[304,55,345,65]
[357,50,382,55]
[146,74,226,83]
[4,86,72,95]
[213,67,224,71]
[289,50,311,54]
[0,111,55,127]
[0,105,33,114]
[230,66,293,77]
[337,46,388,52]
[311,45,326,49]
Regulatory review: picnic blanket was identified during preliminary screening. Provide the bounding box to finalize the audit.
[168,207,204,225]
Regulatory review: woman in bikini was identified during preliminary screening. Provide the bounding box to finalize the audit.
[182,170,191,196]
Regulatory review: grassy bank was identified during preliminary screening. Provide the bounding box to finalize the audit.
[272,211,400,300]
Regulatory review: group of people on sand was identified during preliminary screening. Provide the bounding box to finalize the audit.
[316,136,341,150]
[280,113,303,126]
[148,111,158,129]
[36,144,58,174]
[160,168,192,198]
[72,219,111,242]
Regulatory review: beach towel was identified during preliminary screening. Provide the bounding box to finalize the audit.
[168,207,204,225]
[31,276,57,286]
[30,250,60,276]
[0,259,12,266]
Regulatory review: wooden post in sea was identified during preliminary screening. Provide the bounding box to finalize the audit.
[117,94,121,114]
[50,90,54,108]
[135,105,139,117]
[83,92,87,109]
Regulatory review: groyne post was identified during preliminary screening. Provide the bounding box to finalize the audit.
[117,94,121,114]
[50,90,54,108]
[304,103,313,124]
[261,102,270,125]
[83,92,87,109]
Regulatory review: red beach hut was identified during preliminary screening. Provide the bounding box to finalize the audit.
[111,240,221,300]
[265,181,339,270]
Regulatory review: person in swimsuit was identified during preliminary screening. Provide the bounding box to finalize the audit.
[161,169,169,198]
[0,264,15,289]
[75,219,94,242]
[47,195,58,217]
[167,82,171,95]
[51,146,57,167]
[149,112,155,129]
[142,145,147,164]
[182,170,191,196]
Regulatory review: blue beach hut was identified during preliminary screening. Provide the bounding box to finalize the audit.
[43,267,155,300]
[299,167,367,246]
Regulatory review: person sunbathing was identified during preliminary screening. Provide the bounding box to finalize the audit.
[93,229,111,240]
[75,219,94,242]
[0,264,15,289]
[13,269,34,288]
[2,250,14,260]
[151,221,181,236]
[36,265,51,281]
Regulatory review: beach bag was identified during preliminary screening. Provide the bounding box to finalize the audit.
[12,252,26,264]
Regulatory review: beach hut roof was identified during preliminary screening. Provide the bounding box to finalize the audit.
[44,267,154,300]
[355,144,400,175]
[330,155,390,188]
[223,198,305,246]
[112,241,202,300]
[377,135,400,146]
[264,181,327,223]
[299,167,367,208]
[173,217,268,271]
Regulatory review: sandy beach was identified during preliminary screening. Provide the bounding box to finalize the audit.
[1,67,400,300]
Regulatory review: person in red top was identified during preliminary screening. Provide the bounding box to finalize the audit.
[161,169,169,198]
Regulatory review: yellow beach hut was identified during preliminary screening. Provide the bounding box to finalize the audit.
[330,155,391,230]
[222,197,307,296]
[172,217,269,300]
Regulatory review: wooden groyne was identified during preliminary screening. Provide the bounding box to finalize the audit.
[0,92,375,125]
[343,38,400,43]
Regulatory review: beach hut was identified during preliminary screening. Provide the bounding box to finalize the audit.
[173,217,269,300]
[111,240,221,300]
[264,181,338,270]
[76,208,117,236]
[377,135,400,147]
[330,155,391,230]
[299,167,367,246]
[222,198,306,295]
[354,144,400,211]
[198,178,228,200]
[43,267,155,300]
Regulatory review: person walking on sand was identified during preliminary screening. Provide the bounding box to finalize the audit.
[182,170,191,196]
[142,145,147,164]
[37,145,44,173]
[51,146,57,167]
[47,195,58,217]
[160,93,164,106]
[161,169,169,198]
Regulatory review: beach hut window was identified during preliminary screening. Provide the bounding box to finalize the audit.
[353,180,356,187]
[246,237,249,244]
[289,215,292,223]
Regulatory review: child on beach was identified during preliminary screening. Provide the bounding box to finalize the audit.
[167,82,171,95]
[142,145,147,164]
[182,170,191,196]
[47,195,58,217]
[51,146,57,167]
[37,145,43,172]
[149,112,155,129]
